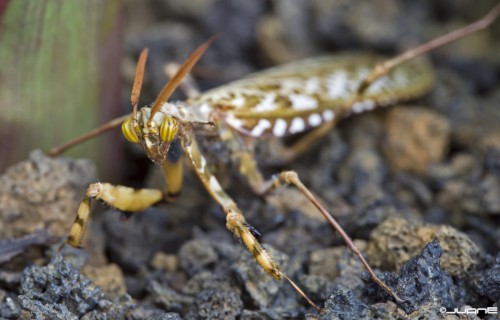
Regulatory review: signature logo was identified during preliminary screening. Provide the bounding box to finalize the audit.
[440,307,498,315]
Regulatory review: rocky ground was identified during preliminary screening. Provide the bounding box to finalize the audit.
[1,0,500,319]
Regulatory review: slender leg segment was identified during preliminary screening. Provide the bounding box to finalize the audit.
[268,121,337,164]
[349,3,500,107]
[259,171,402,303]
[161,138,184,202]
[180,133,322,312]
[261,4,500,164]
[162,160,183,202]
[216,123,402,301]
[231,139,402,302]
[65,182,163,248]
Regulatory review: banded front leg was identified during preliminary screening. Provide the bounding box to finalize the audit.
[180,134,321,311]
[66,183,163,248]
[65,147,184,249]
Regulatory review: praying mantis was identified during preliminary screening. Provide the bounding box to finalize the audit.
[48,3,500,313]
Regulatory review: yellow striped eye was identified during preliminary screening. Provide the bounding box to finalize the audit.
[159,116,178,143]
[121,118,140,143]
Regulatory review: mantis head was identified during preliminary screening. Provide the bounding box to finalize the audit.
[121,37,216,164]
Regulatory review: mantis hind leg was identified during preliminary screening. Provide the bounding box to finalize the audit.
[258,171,403,303]
[257,122,336,166]
[230,134,403,303]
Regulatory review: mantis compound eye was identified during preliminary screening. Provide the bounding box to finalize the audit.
[159,116,178,143]
[121,118,140,143]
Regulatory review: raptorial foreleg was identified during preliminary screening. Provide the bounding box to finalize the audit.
[65,182,163,248]
[180,133,322,311]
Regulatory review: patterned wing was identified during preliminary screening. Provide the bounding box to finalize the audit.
[190,53,435,137]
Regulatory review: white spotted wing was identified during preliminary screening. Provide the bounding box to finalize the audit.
[190,53,434,137]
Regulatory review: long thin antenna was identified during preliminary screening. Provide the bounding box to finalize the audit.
[147,35,219,126]
[47,114,131,156]
[131,48,149,121]
[46,37,218,157]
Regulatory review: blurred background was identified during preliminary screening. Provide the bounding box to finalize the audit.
[0,0,122,176]
[1,0,499,179]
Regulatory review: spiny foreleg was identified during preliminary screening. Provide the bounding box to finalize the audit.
[181,134,322,311]
[64,182,163,248]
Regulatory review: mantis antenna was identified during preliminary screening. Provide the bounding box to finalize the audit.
[147,34,219,126]
[131,48,149,121]
[47,37,216,157]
